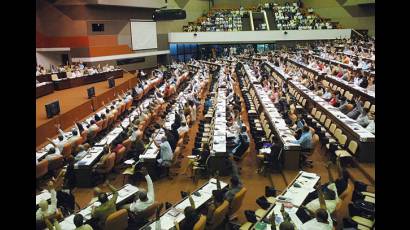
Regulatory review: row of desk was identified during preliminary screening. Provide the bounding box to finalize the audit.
[35,75,163,164]
[36,82,55,98]
[53,69,124,91]
[312,54,375,77]
[263,61,375,163]
[250,171,321,229]
[239,62,301,170]
[287,57,375,104]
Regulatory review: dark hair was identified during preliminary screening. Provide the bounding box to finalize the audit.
[363,108,370,114]
[316,208,329,223]
[212,190,225,204]
[73,214,84,227]
[90,120,96,125]
[241,125,247,132]
[303,126,310,133]
[47,147,56,154]
[184,206,198,221]
[322,187,336,200]
[72,130,78,136]
[76,123,84,133]
[94,114,101,121]
[101,113,106,119]
[105,108,110,114]
[231,176,240,187]
[58,135,64,141]
[98,193,108,204]
[279,222,295,230]
[110,106,115,110]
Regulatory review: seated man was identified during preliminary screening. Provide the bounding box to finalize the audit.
[73,214,93,230]
[176,206,200,230]
[291,126,312,152]
[122,168,155,214]
[231,126,250,159]
[91,181,118,228]
[223,161,243,202]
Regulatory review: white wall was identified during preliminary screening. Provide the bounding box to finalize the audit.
[168,29,352,44]
[36,51,69,68]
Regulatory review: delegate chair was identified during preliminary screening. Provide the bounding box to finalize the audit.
[193,215,207,230]
[208,200,229,230]
[229,187,248,220]
[104,209,128,230]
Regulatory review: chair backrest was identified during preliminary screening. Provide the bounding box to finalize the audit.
[102,152,116,173]
[122,139,132,152]
[125,100,133,111]
[104,209,128,230]
[314,111,322,120]
[61,142,73,159]
[311,107,317,116]
[363,101,371,109]
[302,98,307,107]
[209,200,229,229]
[348,140,359,155]
[115,146,127,164]
[81,131,88,143]
[334,128,342,138]
[324,119,332,129]
[370,104,375,114]
[338,134,347,146]
[193,215,207,230]
[319,114,326,123]
[229,187,247,216]
[136,201,160,220]
[36,160,49,179]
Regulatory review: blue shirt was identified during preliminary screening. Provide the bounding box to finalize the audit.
[292,131,312,149]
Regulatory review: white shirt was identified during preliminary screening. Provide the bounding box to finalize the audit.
[306,183,340,214]
[177,125,189,135]
[130,175,155,213]
[36,189,57,221]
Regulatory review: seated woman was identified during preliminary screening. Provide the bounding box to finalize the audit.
[183,143,210,178]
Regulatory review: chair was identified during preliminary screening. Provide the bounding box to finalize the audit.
[208,200,229,230]
[129,202,161,227]
[96,120,104,129]
[48,155,64,172]
[363,101,371,109]
[94,152,116,181]
[369,104,375,114]
[335,140,358,166]
[61,143,73,160]
[193,215,207,230]
[36,160,49,179]
[121,139,132,153]
[104,209,128,230]
[229,187,248,218]
[115,146,127,165]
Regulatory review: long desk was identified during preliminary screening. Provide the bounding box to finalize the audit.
[287,58,375,104]
[251,171,321,229]
[141,178,228,230]
[240,63,301,170]
[53,70,123,90]
[263,62,375,162]
[36,82,55,98]
[137,70,197,177]
[58,184,139,230]
[312,54,375,77]
[37,72,67,83]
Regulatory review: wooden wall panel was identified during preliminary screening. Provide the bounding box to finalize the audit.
[88,45,131,57]
[88,35,118,47]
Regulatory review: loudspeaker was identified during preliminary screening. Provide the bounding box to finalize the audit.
[152,9,186,21]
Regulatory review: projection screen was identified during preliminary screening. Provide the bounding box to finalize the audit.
[130,20,158,50]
